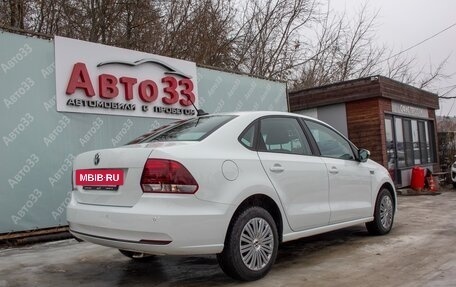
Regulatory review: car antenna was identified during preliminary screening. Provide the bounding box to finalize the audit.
[188,97,208,116]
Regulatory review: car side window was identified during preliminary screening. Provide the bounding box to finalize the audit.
[239,123,256,149]
[259,117,312,155]
[305,120,355,160]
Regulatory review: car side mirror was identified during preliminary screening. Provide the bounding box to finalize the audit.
[358,149,370,163]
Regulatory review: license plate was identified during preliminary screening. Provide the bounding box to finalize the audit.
[76,169,124,186]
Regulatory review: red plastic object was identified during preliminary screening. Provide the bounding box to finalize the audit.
[428,176,439,192]
[411,166,425,191]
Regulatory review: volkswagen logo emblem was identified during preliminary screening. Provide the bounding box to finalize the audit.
[94,153,100,165]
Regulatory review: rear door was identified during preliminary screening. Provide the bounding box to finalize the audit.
[255,116,330,231]
[304,120,372,223]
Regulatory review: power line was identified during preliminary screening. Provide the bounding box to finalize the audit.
[380,21,456,64]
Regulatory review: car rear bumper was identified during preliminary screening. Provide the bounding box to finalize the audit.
[67,193,235,255]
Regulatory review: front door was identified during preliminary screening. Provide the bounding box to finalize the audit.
[304,120,372,223]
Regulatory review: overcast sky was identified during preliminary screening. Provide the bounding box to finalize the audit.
[329,0,456,117]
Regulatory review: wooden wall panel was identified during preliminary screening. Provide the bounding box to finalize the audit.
[346,98,384,165]
[289,78,381,111]
[289,75,439,112]
[379,78,439,109]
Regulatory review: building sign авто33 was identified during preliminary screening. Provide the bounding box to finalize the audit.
[55,36,198,119]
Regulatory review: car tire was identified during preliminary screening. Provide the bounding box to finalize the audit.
[118,249,155,261]
[217,206,279,281]
[453,182,456,189]
[366,188,395,235]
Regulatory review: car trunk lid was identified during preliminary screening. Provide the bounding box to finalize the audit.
[72,144,153,207]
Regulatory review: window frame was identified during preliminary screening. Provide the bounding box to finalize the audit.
[238,115,317,156]
[238,120,259,151]
[387,114,437,168]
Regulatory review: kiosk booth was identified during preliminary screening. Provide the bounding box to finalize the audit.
[289,76,439,187]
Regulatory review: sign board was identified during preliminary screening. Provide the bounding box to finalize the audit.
[55,36,198,119]
[391,101,428,118]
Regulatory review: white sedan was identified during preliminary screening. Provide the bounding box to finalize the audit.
[67,111,396,281]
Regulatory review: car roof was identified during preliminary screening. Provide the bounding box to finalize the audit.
[206,111,359,150]
[208,110,320,122]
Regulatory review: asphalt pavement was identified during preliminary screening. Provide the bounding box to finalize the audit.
[1,189,455,287]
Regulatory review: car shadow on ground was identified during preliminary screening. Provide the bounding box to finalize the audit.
[58,225,372,287]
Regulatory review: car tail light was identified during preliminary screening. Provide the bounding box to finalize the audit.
[140,159,198,193]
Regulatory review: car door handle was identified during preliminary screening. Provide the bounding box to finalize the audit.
[329,166,339,174]
[270,164,284,173]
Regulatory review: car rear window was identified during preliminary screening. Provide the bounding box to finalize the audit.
[133,115,236,143]
[127,121,183,144]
